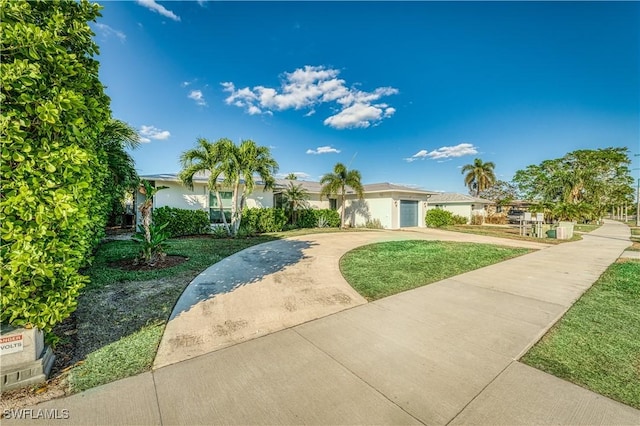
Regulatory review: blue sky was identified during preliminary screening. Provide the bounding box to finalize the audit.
[93,1,640,193]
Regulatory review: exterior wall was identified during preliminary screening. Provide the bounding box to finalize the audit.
[344,197,392,228]
[307,194,331,210]
[154,181,209,211]
[393,192,430,228]
[426,202,491,224]
[245,188,274,208]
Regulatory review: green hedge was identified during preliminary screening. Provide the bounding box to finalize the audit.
[241,208,288,233]
[1,0,113,332]
[153,207,210,237]
[297,209,340,228]
[425,209,453,228]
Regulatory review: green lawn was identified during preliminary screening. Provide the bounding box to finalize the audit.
[522,260,640,409]
[573,223,602,233]
[340,240,531,301]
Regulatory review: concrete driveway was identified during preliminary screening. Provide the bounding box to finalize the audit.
[155,228,550,368]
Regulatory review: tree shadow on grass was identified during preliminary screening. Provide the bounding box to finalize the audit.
[170,238,317,319]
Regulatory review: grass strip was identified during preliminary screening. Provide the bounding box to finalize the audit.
[69,323,164,392]
[340,240,530,301]
[522,261,640,409]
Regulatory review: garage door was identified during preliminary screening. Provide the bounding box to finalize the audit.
[399,200,418,227]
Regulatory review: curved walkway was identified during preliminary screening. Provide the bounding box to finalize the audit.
[6,221,639,425]
[155,228,550,368]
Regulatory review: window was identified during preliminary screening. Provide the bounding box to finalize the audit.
[273,193,284,209]
[329,199,337,211]
[210,191,232,223]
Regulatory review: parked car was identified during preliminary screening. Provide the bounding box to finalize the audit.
[507,209,525,224]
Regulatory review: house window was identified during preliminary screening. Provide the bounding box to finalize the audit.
[273,193,284,209]
[210,191,232,223]
[329,199,337,211]
[496,205,503,213]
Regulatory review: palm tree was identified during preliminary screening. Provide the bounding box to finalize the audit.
[320,162,364,228]
[285,173,298,180]
[179,138,278,236]
[99,119,140,226]
[461,158,496,196]
[282,182,310,224]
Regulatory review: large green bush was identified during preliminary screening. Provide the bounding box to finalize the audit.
[425,209,454,228]
[1,0,113,331]
[297,209,340,228]
[241,208,288,233]
[154,207,210,237]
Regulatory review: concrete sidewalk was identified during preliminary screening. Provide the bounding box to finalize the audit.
[5,220,639,425]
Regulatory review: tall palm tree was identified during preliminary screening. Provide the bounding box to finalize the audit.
[461,158,496,196]
[320,162,364,228]
[282,182,310,224]
[285,173,298,180]
[179,138,278,235]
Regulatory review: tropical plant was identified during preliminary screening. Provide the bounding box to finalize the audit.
[1,0,113,331]
[135,180,169,264]
[282,182,310,224]
[461,158,497,196]
[179,138,278,236]
[100,119,140,226]
[320,163,364,228]
[285,173,298,180]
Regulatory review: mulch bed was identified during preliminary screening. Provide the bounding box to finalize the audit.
[109,255,188,271]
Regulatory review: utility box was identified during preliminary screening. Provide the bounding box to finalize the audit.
[0,324,54,392]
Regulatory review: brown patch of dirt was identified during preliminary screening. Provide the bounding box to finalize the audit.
[109,255,188,271]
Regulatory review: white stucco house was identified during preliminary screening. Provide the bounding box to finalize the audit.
[136,173,440,229]
[426,193,494,223]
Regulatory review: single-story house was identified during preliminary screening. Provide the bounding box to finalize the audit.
[136,173,440,229]
[426,193,494,223]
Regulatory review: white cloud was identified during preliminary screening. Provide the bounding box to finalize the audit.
[139,125,171,143]
[306,146,341,155]
[136,0,180,21]
[404,143,478,162]
[188,90,206,106]
[222,65,398,129]
[181,81,191,87]
[94,23,126,42]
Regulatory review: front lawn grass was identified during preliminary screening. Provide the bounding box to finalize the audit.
[522,260,640,409]
[340,240,531,301]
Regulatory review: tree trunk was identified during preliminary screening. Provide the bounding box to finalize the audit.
[215,190,231,235]
[231,181,240,235]
[340,186,346,228]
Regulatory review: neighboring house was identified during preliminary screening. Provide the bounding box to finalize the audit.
[426,193,494,223]
[136,173,439,229]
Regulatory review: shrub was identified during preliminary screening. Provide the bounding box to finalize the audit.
[153,207,210,237]
[425,209,454,228]
[297,209,341,228]
[485,214,507,225]
[1,1,113,332]
[452,214,469,225]
[242,208,287,233]
[469,214,484,225]
[361,219,384,229]
[131,222,170,265]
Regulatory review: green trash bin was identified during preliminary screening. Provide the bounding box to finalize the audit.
[546,229,556,239]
